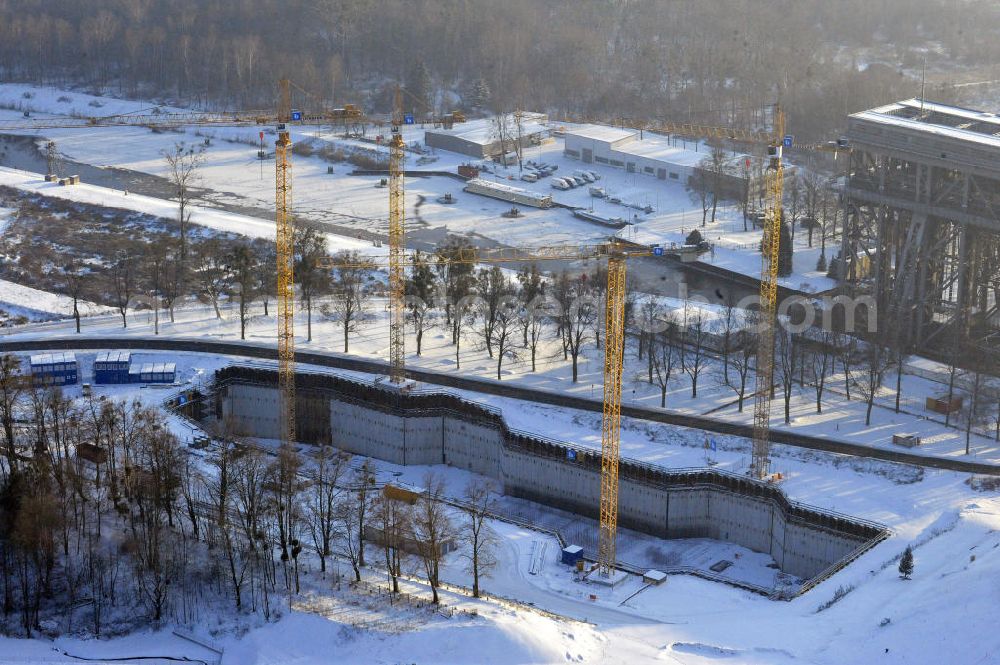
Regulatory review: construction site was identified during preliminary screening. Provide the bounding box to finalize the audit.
[0,13,1000,660]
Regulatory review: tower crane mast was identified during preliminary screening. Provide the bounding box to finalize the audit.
[275,78,296,449]
[750,108,786,479]
[384,85,466,385]
[598,253,627,574]
[388,88,406,385]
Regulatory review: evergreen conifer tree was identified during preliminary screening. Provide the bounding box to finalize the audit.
[470,77,491,109]
[898,545,914,579]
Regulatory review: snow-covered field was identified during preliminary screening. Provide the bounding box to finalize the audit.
[0,278,110,322]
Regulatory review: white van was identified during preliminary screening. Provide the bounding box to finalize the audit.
[520,173,538,182]
[551,178,571,190]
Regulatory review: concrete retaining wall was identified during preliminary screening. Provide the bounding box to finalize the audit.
[216,366,885,582]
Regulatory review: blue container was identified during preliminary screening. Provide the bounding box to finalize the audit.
[561,545,583,566]
[134,362,176,384]
[94,351,132,384]
[30,352,78,387]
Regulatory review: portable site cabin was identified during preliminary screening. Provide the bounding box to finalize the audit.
[561,545,584,566]
[94,351,132,384]
[643,569,668,585]
[29,352,78,386]
[133,362,176,384]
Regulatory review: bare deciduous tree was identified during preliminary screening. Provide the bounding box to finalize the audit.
[681,305,708,398]
[295,226,332,343]
[775,326,797,424]
[808,332,832,414]
[490,294,520,380]
[475,265,508,359]
[194,239,231,320]
[0,355,26,475]
[162,142,205,289]
[305,447,349,574]
[228,243,259,341]
[855,340,891,427]
[462,479,499,598]
[110,251,135,328]
[560,274,597,383]
[336,460,376,583]
[650,314,679,408]
[324,251,375,353]
[373,487,410,594]
[412,474,456,604]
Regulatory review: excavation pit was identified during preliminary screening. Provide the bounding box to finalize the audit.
[210,365,889,598]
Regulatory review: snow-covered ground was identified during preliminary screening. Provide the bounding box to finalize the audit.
[0,278,110,323]
[2,348,999,664]
[3,83,1000,665]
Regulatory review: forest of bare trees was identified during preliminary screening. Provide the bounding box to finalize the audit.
[0,1,996,140]
[0,363,502,637]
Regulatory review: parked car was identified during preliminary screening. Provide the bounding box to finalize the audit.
[551,178,571,190]
[572,176,587,187]
[520,173,538,182]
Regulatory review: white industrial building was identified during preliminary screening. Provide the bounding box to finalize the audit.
[425,112,550,159]
[563,124,746,193]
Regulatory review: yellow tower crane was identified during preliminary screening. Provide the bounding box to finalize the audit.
[599,250,627,572]
[384,86,466,384]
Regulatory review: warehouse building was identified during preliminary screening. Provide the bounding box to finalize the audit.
[425,112,549,159]
[563,124,748,194]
